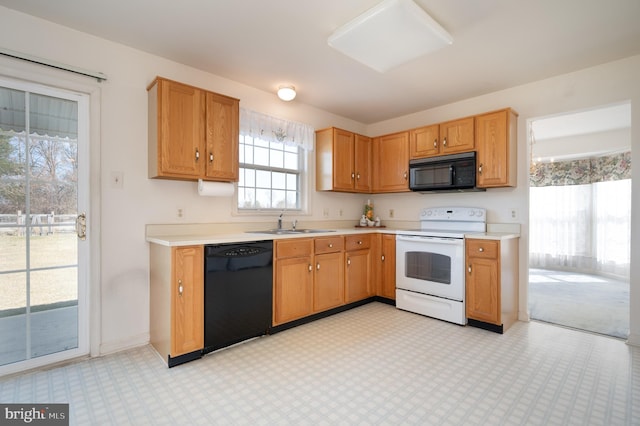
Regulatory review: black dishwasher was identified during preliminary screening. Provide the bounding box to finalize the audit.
[203,240,273,354]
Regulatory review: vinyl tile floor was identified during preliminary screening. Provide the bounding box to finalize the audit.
[1,302,638,425]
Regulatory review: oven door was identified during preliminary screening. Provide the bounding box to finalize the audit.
[395,234,464,301]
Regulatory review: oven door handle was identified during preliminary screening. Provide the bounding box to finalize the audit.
[396,235,463,245]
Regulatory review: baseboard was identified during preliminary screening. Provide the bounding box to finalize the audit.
[99,332,149,356]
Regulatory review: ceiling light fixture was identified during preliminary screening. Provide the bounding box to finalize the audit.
[328,0,453,73]
[277,85,296,101]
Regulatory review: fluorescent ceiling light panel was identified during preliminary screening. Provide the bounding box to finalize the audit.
[328,0,453,73]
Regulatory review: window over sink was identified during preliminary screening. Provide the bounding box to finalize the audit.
[236,109,314,213]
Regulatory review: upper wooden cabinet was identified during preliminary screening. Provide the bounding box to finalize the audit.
[410,117,474,159]
[148,77,239,182]
[372,131,410,193]
[475,108,518,188]
[316,127,372,193]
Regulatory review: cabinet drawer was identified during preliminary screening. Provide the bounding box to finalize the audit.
[345,234,372,251]
[466,239,499,259]
[275,238,313,258]
[315,236,344,254]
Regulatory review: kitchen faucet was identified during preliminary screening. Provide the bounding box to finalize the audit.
[292,219,297,230]
[278,213,283,230]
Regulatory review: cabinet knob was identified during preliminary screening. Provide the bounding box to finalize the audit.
[328,243,333,248]
[178,279,184,296]
[433,139,438,148]
[347,258,351,266]
[403,171,408,180]
[478,163,483,174]
[195,149,200,161]
[478,247,484,252]
[356,172,361,180]
[381,255,385,261]
[351,172,355,179]
[358,240,362,245]
[443,137,447,146]
[209,152,214,162]
[308,264,312,272]
[468,266,472,274]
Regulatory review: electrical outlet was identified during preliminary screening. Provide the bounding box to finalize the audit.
[509,208,517,220]
[339,209,343,217]
[323,208,329,217]
[177,208,184,219]
[389,209,394,218]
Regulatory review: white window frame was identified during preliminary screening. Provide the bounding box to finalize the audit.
[235,134,310,215]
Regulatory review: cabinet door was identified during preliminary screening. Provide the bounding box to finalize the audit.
[373,132,409,192]
[410,124,440,158]
[273,256,314,325]
[333,128,356,190]
[314,251,345,312]
[205,92,239,181]
[439,116,474,154]
[466,257,500,324]
[156,79,205,178]
[171,246,204,357]
[476,109,517,188]
[354,134,372,192]
[380,234,396,299]
[345,249,371,303]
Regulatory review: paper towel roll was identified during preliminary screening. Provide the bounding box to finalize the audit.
[197,179,235,197]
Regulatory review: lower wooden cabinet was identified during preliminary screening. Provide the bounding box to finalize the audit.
[378,234,396,299]
[150,244,204,365]
[313,237,345,312]
[465,237,519,333]
[273,239,315,326]
[345,234,373,303]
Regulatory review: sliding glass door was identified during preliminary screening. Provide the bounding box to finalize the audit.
[0,78,89,374]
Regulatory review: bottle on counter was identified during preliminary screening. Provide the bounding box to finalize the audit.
[360,215,367,226]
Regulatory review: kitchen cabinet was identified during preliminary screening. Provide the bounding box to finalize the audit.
[273,239,314,326]
[409,117,474,159]
[148,76,239,182]
[377,234,396,300]
[372,131,410,193]
[315,127,372,192]
[465,237,519,333]
[313,236,345,312]
[475,108,518,188]
[345,234,373,303]
[149,244,204,366]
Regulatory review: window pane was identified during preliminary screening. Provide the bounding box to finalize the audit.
[256,189,271,209]
[254,147,269,167]
[272,190,286,209]
[270,149,283,168]
[286,174,297,191]
[245,168,255,187]
[256,170,270,188]
[286,191,298,209]
[284,152,298,170]
[272,172,286,190]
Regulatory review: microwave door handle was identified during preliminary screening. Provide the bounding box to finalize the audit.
[450,165,455,185]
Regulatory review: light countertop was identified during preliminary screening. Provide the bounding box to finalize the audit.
[146,226,518,247]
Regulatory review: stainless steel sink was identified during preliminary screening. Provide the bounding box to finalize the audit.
[247,229,335,235]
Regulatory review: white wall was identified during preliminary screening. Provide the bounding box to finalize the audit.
[1,6,638,352]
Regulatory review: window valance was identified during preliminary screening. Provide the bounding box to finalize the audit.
[530,151,631,187]
[240,108,314,151]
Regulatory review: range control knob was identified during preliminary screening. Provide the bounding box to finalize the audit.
[468,210,475,216]
[476,210,484,217]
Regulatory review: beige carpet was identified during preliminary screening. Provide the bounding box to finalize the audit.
[528,268,629,338]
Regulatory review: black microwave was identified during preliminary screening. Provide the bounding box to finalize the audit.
[409,151,483,192]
